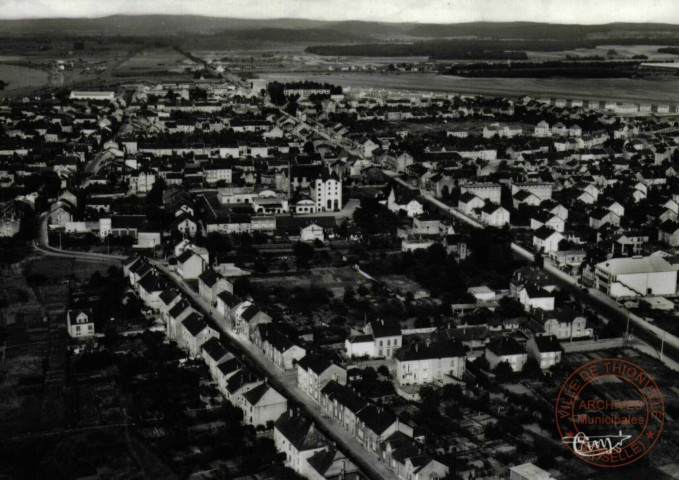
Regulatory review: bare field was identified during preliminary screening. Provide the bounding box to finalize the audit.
[114,47,195,73]
[259,71,679,104]
[26,257,112,280]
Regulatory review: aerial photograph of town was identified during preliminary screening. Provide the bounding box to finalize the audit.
[2,0,679,479]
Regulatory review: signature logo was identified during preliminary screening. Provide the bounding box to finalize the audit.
[555,358,664,467]
[561,431,632,457]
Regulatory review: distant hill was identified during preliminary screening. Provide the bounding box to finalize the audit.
[220,28,362,42]
[0,15,678,42]
[326,21,416,37]
[0,15,328,36]
[405,21,679,39]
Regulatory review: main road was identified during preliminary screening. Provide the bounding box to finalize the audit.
[382,170,679,370]
[33,217,395,480]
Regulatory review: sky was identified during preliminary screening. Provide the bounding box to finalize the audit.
[0,0,677,24]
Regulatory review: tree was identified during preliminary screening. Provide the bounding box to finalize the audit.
[522,357,543,379]
[303,141,315,155]
[146,177,165,206]
[293,242,314,268]
[285,100,298,116]
[494,361,514,383]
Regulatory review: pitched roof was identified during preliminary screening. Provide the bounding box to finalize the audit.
[357,405,397,435]
[201,337,229,362]
[217,290,240,308]
[297,353,334,375]
[217,357,241,376]
[321,381,367,414]
[534,225,562,240]
[226,369,259,394]
[177,249,197,264]
[169,299,191,319]
[532,335,563,353]
[198,268,220,287]
[481,203,505,214]
[181,312,207,336]
[159,288,180,306]
[370,319,401,338]
[394,339,465,362]
[241,304,264,322]
[347,334,373,344]
[486,336,525,356]
[243,383,280,406]
[274,411,327,452]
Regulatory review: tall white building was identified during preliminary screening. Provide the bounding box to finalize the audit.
[310,175,342,212]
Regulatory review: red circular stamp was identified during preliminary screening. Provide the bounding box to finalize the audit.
[555,358,664,467]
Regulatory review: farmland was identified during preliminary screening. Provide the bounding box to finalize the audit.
[259,71,679,104]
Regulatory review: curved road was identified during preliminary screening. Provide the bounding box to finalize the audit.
[33,217,394,480]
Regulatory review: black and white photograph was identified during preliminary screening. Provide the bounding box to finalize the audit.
[1,1,679,479]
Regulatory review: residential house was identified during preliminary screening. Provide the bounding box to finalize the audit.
[198,268,233,305]
[254,324,307,370]
[385,186,424,218]
[66,309,95,339]
[613,232,649,256]
[458,192,485,216]
[532,308,591,339]
[234,304,272,340]
[519,284,555,311]
[242,383,288,427]
[167,299,193,341]
[533,226,564,254]
[216,290,240,321]
[485,337,528,372]
[394,340,466,386]
[356,405,413,455]
[297,354,347,403]
[659,221,679,247]
[176,249,206,280]
[201,337,232,380]
[274,411,328,477]
[526,335,563,370]
[301,223,325,243]
[365,319,402,358]
[530,211,565,233]
[181,312,219,357]
[320,381,368,436]
[304,448,362,480]
[589,208,620,230]
[481,204,510,227]
[512,190,541,209]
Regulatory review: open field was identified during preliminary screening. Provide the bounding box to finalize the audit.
[0,64,48,92]
[260,71,679,104]
[26,257,112,280]
[115,47,195,73]
[250,266,368,297]
[526,44,679,61]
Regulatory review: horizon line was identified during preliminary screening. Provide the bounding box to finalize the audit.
[0,13,678,27]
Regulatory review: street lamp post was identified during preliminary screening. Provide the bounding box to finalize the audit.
[652,329,666,362]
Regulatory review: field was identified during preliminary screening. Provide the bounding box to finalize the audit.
[25,257,112,280]
[260,71,679,104]
[526,44,679,61]
[0,64,48,92]
[250,266,368,297]
[114,47,196,75]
